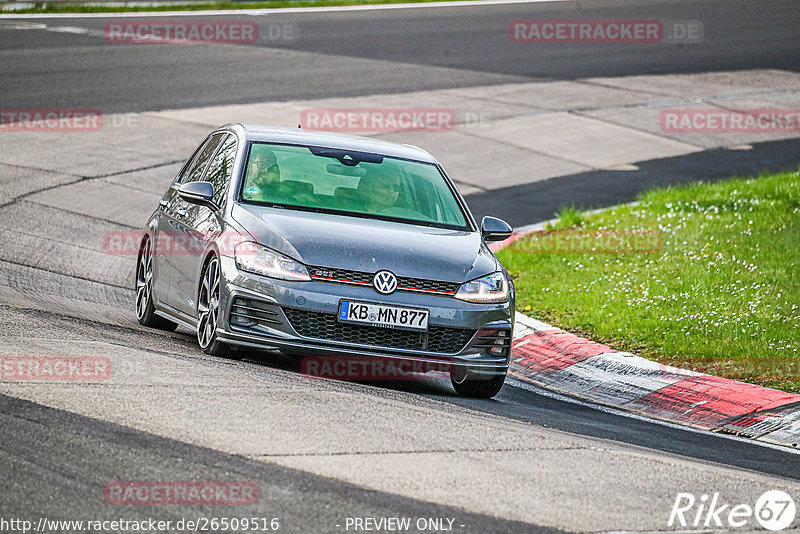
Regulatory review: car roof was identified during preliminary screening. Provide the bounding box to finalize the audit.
[221,123,439,164]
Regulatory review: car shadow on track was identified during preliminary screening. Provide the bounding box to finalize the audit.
[167,327,463,396]
[241,347,461,397]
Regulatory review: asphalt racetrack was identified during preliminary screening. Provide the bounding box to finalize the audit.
[1,1,800,532]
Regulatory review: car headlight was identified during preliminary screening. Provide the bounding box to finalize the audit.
[234,242,310,281]
[454,271,509,303]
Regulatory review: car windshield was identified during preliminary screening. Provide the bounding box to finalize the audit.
[239,142,470,230]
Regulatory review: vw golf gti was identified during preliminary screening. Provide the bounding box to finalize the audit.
[135,124,515,397]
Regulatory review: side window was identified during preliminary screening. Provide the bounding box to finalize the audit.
[204,134,238,207]
[179,133,226,184]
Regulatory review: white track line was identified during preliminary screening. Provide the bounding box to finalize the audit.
[0,0,573,19]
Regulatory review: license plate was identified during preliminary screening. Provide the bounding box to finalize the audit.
[338,300,429,332]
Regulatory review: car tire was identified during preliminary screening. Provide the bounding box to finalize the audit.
[196,255,239,359]
[450,368,506,398]
[135,236,178,332]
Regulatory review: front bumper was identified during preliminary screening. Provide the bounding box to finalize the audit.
[215,255,514,376]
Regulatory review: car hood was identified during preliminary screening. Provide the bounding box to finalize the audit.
[232,204,498,283]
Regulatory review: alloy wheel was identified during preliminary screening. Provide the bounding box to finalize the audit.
[197,257,220,349]
[135,239,153,320]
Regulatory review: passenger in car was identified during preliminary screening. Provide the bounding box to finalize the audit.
[333,186,365,211]
[276,180,315,204]
[356,170,401,214]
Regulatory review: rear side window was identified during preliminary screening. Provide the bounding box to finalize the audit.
[180,132,226,184]
[204,134,238,207]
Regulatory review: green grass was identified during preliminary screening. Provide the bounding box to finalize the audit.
[498,170,800,393]
[550,205,585,230]
[5,0,468,14]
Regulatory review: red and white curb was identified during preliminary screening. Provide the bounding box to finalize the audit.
[510,313,800,448]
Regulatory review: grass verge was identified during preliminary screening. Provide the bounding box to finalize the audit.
[497,170,800,393]
[4,0,468,14]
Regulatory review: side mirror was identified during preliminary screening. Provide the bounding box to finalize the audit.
[178,181,214,206]
[481,216,513,242]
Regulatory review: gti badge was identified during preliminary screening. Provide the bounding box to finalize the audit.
[373,270,398,295]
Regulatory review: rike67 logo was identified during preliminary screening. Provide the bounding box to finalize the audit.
[669,490,796,531]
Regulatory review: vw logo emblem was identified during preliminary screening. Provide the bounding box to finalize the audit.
[373,270,398,295]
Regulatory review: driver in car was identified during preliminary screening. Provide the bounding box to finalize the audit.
[245,148,281,199]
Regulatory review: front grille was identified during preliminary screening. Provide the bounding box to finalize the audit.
[283,308,475,354]
[398,275,460,295]
[230,297,282,328]
[307,265,459,296]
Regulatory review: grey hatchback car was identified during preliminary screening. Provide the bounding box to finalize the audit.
[136,124,515,397]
